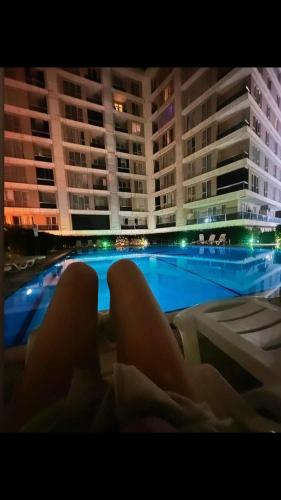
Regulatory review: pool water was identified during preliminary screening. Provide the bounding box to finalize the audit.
[4,245,281,348]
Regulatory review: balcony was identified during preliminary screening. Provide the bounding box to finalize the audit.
[88,119,104,128]
[187,211,281,225]
[93,184,107,191]
[34,154,53,162]
[38,224,59,230]
[87,95,102,105]
[116,145,129,153]
[217,151,249,168]
[155,203,176,211]
[84,70,101,83]
[31,128,50,138]
[113,82,126,92]
[115,124,129,133]
[121,224,148,229]
[120,205,132,211]
[95,204,108,210]
[92,161,106,170]
[217,88,249,111]
[29,102,48,114]
[90,139,105,149]
[217,119,249,140]
[119,187,131,193]
[217,68,234,82]
[156,222,176,228]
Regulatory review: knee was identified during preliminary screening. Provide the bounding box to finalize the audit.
[107,259,139,284]
[63,261,98,284]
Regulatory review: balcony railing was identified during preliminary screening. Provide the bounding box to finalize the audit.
[121,224,148,229]
[217,119,249,140]
[31,129,50,138]
[217,88,249,111]
[92,161,106,170]
[115,125,129,133]
[93,184,107,191]
[34,154,53,162]
[119,187,131,192]
[29,104,48,114]
[217,151,249,168]
[90,140,105,149]
[84,71,101,83]
[88,119,104,127]
[95,204,108,210]
[87,95,102,105]
[186,211,281,225]
[116,145,129,153]
[155,202,176,211]
[156,222,176,228]
[120,206,132,211]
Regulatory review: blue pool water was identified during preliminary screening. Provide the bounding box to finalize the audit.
[4,245,281,348]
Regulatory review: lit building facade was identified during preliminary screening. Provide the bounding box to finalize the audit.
[4,67,281,235]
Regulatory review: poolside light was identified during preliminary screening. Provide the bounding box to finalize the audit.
[101,240,110,249]
[180,239,187,248]
[26,288,33,296]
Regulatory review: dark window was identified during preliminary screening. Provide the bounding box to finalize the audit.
[217,168,248,195]
[71,214,109,230]
[31,119,50,138]
[63,80,81,99]
[36,167,54,186]
[132,103,140,116]
[87,109,103,127]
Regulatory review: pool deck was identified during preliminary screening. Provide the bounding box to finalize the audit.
[4,250,71,298]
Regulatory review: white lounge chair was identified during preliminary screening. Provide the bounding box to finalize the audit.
[76,240,82,248]
[195,234,205,245]
[207,234,216,245]
[87,240,93,248]
[216,233,227,246]
[10,261,28,271]
[173,296,281,425]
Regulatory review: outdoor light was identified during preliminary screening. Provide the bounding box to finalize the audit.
[180,239,187,248]
[26,288,33,296]
[101,240,110,248]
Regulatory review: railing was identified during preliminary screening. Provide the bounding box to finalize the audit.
[90,140,105,149]
[217,88,249,111]
[116,146,129,153]
[120,206,132,211]
[87,95,102,105]
[31,129,50,138]
[26,77,45,88]
[119,187,131,192]
[121,224,148,229]
[115,125,129,133]
[217,119,249,140]
[5,201,37,208]
[29,104,48,113]
[93,184,107,191]
[92,162,106,170]
[84,71,101,83]
[156,222,176,228]
[88,119,104,127]
[113,83,126,92]
[95,205,108,210]
[155,203,176,211]
[217,151,249,168]
[34,154,53,162]
[186,211,281,225]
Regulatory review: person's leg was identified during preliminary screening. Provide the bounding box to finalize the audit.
[107,259,198,401]
[5,262,102,431]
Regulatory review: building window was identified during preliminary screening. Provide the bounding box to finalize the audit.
[65,105,83,122]
[202,99,211,121]
[132,142,142,156]
[131,102,140,116]
[267,78,272,91]
[277,95,280,108]
[114,103,123,112]
[63,80,81,99]
[253,116,261,136]
[274,165,277,178]
[275,119,279,132]
[202,154,212,173]
[274,141,278,155]
[68,151,86,167]
[132,122,142,136]
[266,105,271,120]
[251,174,259,193]
[253,85,262,107]
[273,187,277,200]
[162,128,173,148]
[264,181,268,197]
[202,127,212,147]
[163,85,172,102]
[252,146,260,166]
[187,186,195,202]
[36,167,54,186]
[202,180,211,199]
[264,156,269,172]
[265,131,270,146]
[187,137,195,155]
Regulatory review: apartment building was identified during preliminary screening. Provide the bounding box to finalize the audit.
[4,67,281,235]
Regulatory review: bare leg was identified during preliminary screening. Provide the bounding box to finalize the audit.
[5,262,101,431]
[107,259,198,400]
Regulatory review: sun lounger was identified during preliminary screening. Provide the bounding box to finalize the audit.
[10,261,28,271]
[192,234,205,245]
[216,233,227,246]
[87,240,93,248]
[76,240,82,248]
[4,264,12,272]
[207,234,216,245]
[173,296,281,425]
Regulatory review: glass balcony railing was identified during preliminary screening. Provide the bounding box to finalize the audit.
[187,211,281,225]
[217,119,249,140]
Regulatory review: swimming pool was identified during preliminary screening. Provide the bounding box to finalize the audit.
[4,245,281,348]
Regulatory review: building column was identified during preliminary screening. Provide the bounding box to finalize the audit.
[143,75,156,231]
[45,69,72,234]
[102,68,120,231]
[174,68,185,228]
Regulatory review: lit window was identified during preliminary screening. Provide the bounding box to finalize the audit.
[114,103,123,112]
[163,85,172,102]
[132,122,142,135]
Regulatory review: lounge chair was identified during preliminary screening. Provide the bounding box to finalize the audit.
[87,240,93,248]
[216,233,227,246]
[173,296,281,425]
[193,234,205,245]
[76,240,82,248]
[10,261,28,271]
[4,264,12,272]
[207,234,216,245]
[26,258,36,268]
